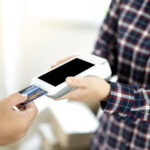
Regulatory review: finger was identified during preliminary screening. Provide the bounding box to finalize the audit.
[16,102,37,126]
[16,105,26,111]
[50,55,76,68]
[50,59,67,68]
[66,77,88,88]
[23,102,38,118]
[7,93,27,107]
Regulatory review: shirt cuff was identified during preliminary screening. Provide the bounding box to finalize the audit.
[103,82,135,116]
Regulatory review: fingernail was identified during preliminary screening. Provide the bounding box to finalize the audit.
[51,65,55,68]
[67,78,73,84]
[22,94,28,98]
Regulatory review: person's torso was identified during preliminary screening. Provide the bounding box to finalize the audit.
[117,0,150,89]
[91,1,150,150]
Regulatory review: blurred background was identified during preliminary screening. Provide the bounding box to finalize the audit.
[0,0,111,150]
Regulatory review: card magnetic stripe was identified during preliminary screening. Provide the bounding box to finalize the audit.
[19,85,48,106]
[19,85,41,95]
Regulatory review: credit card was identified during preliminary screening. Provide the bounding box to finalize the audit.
[19,85,48,106]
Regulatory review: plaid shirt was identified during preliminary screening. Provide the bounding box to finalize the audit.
[90,0,150,149]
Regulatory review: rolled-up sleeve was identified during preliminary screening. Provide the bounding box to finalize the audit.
[104,82,150,125]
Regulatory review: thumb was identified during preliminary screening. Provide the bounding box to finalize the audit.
[8,93,28,107]
[66,77,87,88]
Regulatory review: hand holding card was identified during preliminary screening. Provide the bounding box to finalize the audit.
[19,85,48,106]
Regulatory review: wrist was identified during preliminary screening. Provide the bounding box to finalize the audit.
[103,82,111,102]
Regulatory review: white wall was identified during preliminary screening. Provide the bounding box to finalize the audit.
[2,0,25,96]
[19,18,99,90]
[0,0,5,98]
[1,0,109,96]
[3,17,99,95]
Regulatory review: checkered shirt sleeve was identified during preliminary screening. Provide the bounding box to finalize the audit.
[105,82,150,125]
